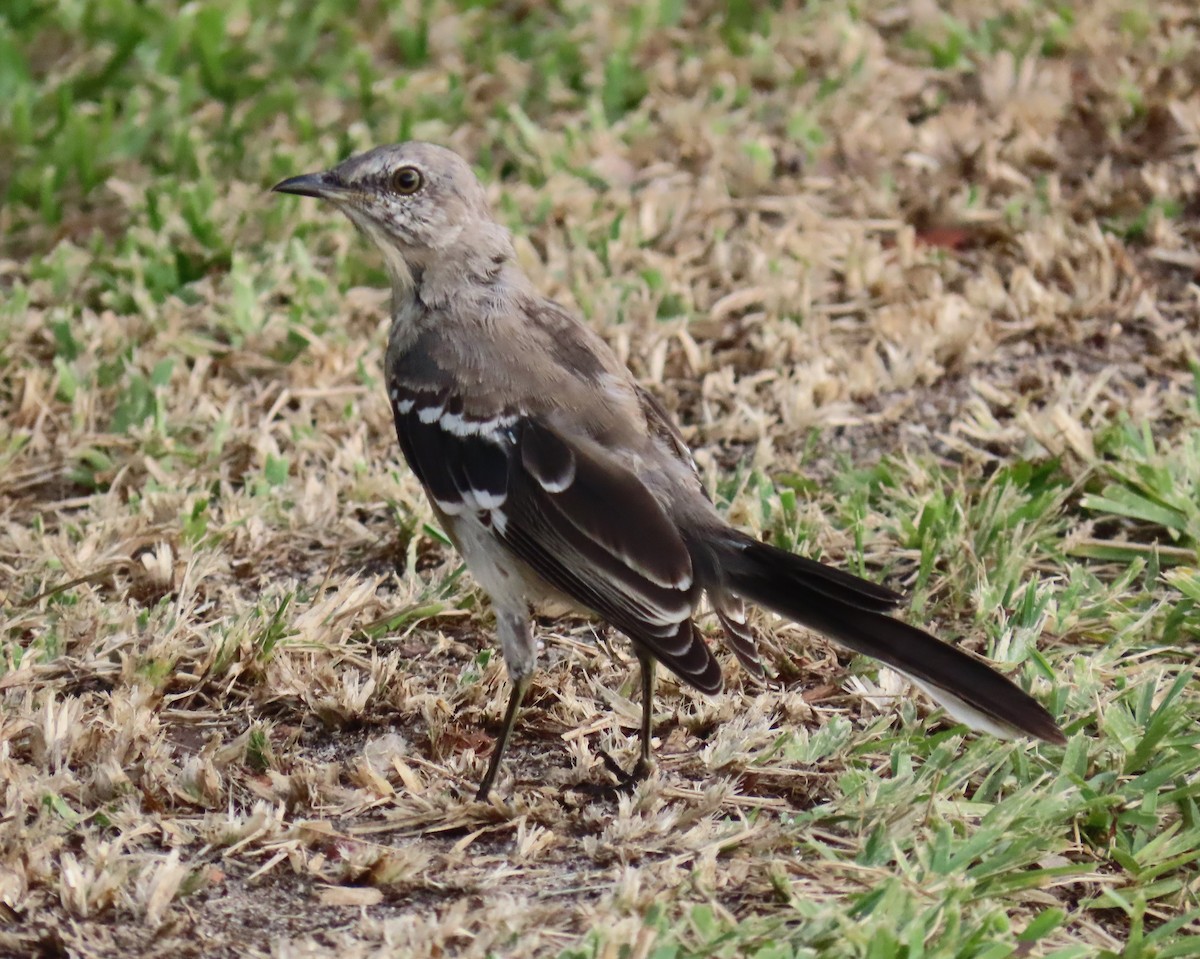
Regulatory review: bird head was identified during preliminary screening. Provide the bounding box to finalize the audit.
[273,142,506,292]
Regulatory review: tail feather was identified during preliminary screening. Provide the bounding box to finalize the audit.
[772,551,905,613]
[719,536,1066,745]
[713,594,765,680]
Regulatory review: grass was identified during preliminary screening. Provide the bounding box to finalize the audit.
[2,0,1200,956]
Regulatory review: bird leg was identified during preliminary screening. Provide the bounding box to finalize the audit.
[475,675,530,801]
[474,605,537,800]
[634,654,656,778]
[598,654,656,790]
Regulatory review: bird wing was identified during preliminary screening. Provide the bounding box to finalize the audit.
[389,383,721,692]
[631,386,764,677]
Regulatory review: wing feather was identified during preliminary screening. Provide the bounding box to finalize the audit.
[388,387,720,691]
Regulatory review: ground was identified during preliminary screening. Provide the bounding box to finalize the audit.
[1,1,1199,956]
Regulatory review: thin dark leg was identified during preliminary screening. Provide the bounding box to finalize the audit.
[598,655,657,790]
[633,654,656,779]
[475,676,530,801]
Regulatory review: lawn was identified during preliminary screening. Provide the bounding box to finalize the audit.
[1,1,1199,956]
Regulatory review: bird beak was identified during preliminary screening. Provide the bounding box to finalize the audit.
[271,170,346,200]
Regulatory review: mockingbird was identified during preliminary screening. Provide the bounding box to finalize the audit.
[273,142,1066,800]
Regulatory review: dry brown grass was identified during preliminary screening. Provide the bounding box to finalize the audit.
[2,1,1199,956]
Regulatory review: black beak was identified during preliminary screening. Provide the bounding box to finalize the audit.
[271,171,343,199]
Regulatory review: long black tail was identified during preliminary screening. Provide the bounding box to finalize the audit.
[717,535,1066,744]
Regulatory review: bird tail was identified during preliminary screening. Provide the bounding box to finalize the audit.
[715,534,1066,745]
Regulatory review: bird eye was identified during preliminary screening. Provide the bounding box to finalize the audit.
[391,166,423,195]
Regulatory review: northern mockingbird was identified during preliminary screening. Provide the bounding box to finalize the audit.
[273,143,1066,800]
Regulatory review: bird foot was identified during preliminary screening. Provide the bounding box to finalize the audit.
[560,751,651,802]
[599,750,651,793]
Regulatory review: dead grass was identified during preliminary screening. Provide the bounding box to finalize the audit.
[2,1,1199,956]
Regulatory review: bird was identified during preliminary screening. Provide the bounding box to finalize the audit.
[272,142,1066,800]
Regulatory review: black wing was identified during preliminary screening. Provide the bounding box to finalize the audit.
[389,385,721,692]
[635,385,764,676]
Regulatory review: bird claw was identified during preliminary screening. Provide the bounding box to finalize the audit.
[598,750,651,793]
[558,750,650,802]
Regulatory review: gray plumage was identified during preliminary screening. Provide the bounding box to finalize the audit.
[273,142,1066,800]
